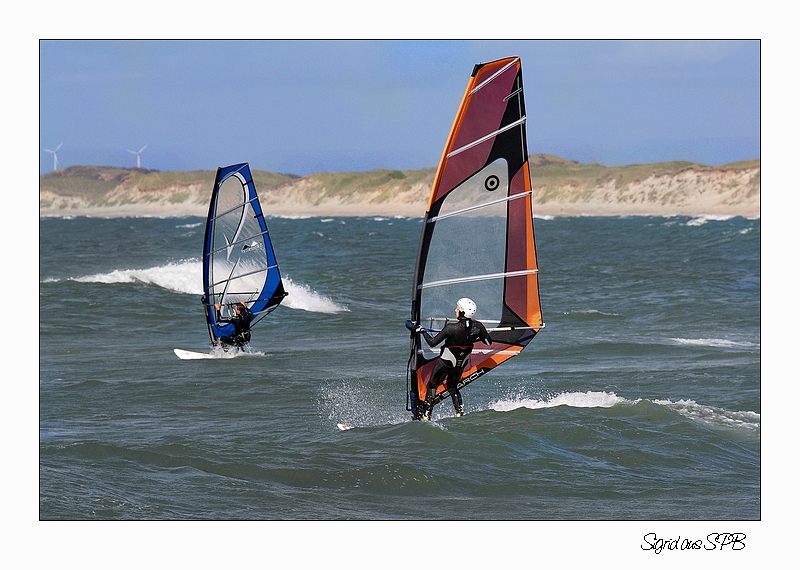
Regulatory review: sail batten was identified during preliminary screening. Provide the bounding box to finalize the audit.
[210,231,270,256]
[470,58,519,94]
[446,117,526,158]
[213,196,258,221]
[209,264,277,290]
[202,163,287,345]
[428,190,533,222]
[420,269,539,290]
[407,57,543,417]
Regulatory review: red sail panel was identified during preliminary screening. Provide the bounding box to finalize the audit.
[429,58,522,207]
[505,166,542,327]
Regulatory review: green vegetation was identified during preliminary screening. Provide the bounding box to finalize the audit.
[40,157,759,209]
[276,168,436,204]
[122,170,213,190]
[528,158,760,203]
[40,166,299,205]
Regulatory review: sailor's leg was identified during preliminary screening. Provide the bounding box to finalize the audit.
[421,360,445,420]
[451,390,464,416]
[446,369,464,416]
[421,388,434,420]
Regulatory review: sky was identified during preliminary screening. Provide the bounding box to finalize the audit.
[39,39,760,176]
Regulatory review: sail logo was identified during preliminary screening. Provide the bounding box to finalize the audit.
[485,175,500,191]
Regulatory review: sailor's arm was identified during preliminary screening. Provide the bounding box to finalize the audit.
[480,323,492,345]
[405,320,447,347]
[214,303,228,323]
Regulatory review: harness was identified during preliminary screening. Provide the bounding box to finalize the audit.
[439,319,483,368]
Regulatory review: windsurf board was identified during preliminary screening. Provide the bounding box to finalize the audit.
[174,348,215,360]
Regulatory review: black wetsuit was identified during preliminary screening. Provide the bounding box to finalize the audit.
[419,318,492,417]
[217,306,253,348]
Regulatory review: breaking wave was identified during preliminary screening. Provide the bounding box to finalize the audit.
[67,260,348,313]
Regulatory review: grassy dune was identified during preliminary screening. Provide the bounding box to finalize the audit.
[39,156,760,217]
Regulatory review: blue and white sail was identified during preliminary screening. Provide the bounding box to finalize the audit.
[202,163,286,344]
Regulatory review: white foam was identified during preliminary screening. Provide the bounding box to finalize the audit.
[490,390,630,412]
[490,391,760,432]
[563,309,621,317]
[653,398,760,431]
[670,337,760,349]
[70,260,349,313]
[281,276,349,313]
[210,346,265,358]
[686,214,734,226]
[73,260,200,294]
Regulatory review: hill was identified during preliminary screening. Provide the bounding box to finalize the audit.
[39,156,760,218]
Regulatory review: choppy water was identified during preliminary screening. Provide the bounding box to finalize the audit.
[39,214,760,521]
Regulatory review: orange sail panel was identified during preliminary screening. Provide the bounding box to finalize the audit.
[407,57,543,415]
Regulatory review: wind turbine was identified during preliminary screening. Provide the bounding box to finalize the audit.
[127,145,148,168]
[43,142,63,172]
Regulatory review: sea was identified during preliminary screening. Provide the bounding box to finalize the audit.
[37,213,762,560]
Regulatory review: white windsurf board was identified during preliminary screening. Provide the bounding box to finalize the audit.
[174,348,215,360]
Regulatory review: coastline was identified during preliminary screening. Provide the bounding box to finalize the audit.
[39,159,761,219]
[38,200,760,219]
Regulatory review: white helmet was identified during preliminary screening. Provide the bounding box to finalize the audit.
[456,298,477,318]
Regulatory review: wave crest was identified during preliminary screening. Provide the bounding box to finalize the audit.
[490,390,630,412]
[69,260,348,313]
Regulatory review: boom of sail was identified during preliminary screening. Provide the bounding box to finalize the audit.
[202,163,287,345]
[408,57,544,416]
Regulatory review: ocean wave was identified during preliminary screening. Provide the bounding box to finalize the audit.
[281,276,349,313]
[69,261,348,313]
[73,261,199,294]
[490,390,630,412]
[490,391,760,432]
[563,309,621,318]
[652,398,760,431]
[686,214,735,226]
[670,337,760,349]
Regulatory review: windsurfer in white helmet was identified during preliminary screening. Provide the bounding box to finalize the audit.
[408,297,492,420]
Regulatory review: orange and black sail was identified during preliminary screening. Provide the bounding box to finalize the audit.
[407,57,544,418]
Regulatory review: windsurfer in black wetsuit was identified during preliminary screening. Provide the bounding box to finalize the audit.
[407,298,492,420]
[214,301,253,348]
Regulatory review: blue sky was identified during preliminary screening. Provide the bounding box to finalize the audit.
[40,40,759,176]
